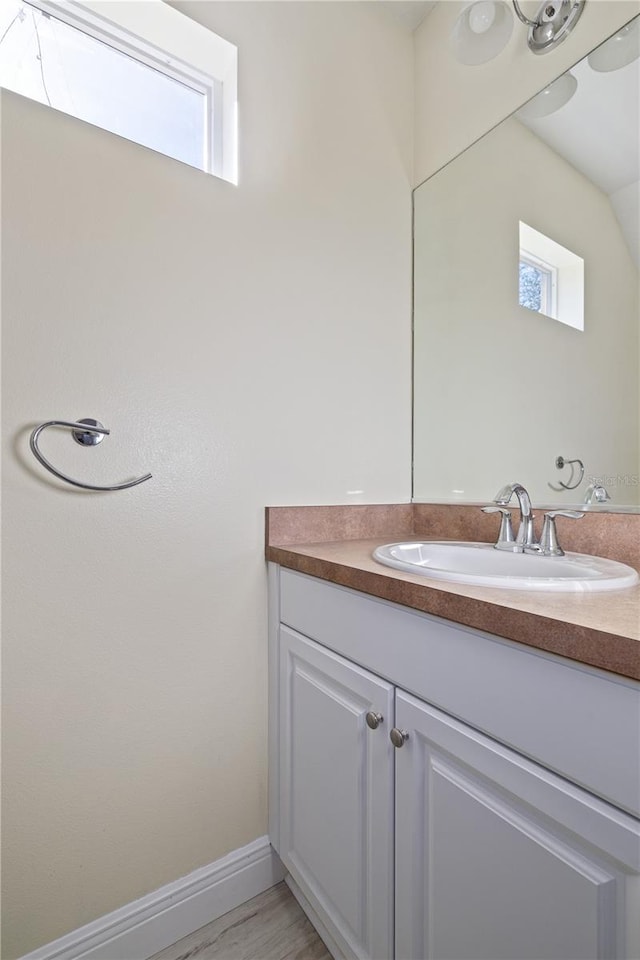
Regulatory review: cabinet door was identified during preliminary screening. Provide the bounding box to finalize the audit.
[279,626,394,960]
[395,690,639,960]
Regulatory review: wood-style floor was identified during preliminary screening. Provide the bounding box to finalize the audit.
[149,882,332,960]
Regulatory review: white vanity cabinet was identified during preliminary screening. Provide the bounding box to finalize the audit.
[268,566,640,960]
[278,626,395,960]
[394,691,636,960]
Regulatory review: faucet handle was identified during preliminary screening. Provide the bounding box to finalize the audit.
[540,510,584,557]
[481,506,517,552]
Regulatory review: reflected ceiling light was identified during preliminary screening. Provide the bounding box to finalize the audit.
[451,0,585,64]
[588,18,640,72]
[450,1,514,65]
[516,70,578,119]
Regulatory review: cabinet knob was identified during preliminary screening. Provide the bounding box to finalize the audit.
[366,711,384,730]
[390,728,409,748]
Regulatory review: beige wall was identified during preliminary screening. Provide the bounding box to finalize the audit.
[0,3,413,955]
[413,117,639,503]
[414,0,640,183]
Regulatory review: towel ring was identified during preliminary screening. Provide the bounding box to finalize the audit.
[30,418,152,491]
[555,455,584,491]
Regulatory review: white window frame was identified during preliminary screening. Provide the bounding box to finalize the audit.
[519,249,558,317]
[519,221,584,331]
[15,0,238,182]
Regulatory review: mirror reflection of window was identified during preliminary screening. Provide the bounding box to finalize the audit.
[518,221,583,330]
[519,253,557,316]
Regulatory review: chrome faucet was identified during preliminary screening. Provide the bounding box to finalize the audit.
[584,482,611,505]
[483,482,584,555]
[492,482,538,552]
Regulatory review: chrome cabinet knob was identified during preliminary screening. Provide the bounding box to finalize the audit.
[390,728,409,748]
[366,711,384,730]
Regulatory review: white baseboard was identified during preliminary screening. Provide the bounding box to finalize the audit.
[20,836,285,960]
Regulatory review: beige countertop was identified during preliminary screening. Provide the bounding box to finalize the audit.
[267,536,640,681]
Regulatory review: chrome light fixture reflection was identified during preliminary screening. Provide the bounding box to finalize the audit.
[451,0,586,64]
[516,70,578,119]
[450,1,514,65]
[513,0,585,55]
[588,18,640,72]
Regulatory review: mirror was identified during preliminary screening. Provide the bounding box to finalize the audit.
[413,16,640,511]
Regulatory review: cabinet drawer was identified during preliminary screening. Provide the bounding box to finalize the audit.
[279,567,640,817]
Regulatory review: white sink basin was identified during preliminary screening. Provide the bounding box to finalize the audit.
[372,541,639,592]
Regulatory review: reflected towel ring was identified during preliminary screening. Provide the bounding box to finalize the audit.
[30,418,152,491]
[555,455,584,491]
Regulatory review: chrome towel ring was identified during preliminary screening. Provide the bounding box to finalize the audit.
[29,418,152,491]
[555,455,584,491]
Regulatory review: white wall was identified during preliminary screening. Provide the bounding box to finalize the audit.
[0,3,413,955]
[414,0,640,183]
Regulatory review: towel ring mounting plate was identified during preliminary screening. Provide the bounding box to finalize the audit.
[72,418,105,446]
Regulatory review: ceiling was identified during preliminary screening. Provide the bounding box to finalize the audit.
[520,56,639,196]
[518,51,639,267]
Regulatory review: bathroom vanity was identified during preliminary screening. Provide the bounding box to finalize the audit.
[266,508,640,960]
[265,9,640,951]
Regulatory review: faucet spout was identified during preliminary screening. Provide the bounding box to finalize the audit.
[495,482,531,516]
[584,482,611,504]
[494,482,537,551]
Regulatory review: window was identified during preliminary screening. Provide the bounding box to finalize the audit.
[0,0,238,181]
[519,221,584,331]
[519,251,557,316]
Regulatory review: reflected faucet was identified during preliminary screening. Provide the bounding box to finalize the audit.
[584,482,611,505]
[493,482,538,552]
